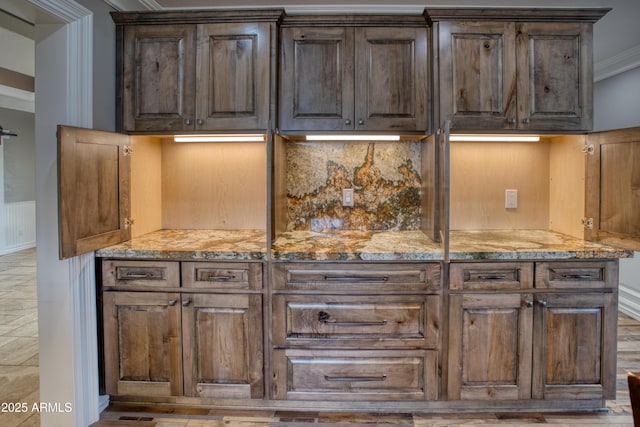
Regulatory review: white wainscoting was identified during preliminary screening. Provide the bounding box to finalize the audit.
[3,200,36,254]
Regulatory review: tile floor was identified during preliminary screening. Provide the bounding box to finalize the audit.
[0,248,39,427]
[0,249,638,426]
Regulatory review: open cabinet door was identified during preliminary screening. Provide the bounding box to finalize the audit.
[58,125,131,259]
[586,126,640,251]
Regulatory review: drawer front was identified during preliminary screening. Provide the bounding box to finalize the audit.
[182,262,262,290]
[535,261,617,289]
[273,295,440,348]
[273,262,441,292]
[272,349,438,401]
[102,260,179,289]
[450,262,534,291]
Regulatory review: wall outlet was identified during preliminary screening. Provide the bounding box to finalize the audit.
[505,189,518,209]
[342,188,354,207]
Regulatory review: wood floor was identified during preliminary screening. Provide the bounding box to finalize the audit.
[0,249,638,426]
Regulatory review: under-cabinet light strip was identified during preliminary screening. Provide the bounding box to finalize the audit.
[305,135,401,141]
[174,134,265,142]
[449,135,540,142]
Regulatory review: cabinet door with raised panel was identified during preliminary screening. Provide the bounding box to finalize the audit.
[532,292,616,400]
[447,293,533,400]
[279,27,355,131]
[438,21,517,130]
[355,27,429,132]
[196,23,270,130]
[103,291,183,397]
[516,22,592,131]
[182,293,263,399]
[122,25,196,132]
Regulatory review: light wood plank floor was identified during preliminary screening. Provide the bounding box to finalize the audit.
[0,249,638,426]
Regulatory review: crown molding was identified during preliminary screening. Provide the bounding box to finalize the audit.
[101,0,162,12]
[595,44,640,82]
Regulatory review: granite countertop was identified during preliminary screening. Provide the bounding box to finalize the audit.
[449,229,633,261]
[271,230,444,261]
[95,229,267,260]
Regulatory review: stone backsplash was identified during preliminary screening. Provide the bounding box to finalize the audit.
[286,141,422,231]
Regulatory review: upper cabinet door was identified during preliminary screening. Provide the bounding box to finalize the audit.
[196,23,271,131]
[279,27,355,132]
[58,126,131,259]
[516,23,592,131]
[586,127,640,251]
[438,22,517,130]
[355,27,429,131]
[122,25,197,133]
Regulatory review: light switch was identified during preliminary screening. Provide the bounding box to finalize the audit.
[343,188,354,207]
[505,189,518,209]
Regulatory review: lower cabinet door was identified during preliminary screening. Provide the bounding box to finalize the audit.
[272,349,438,401]
[532,292,617,400]
[181,293,263,398]
[103,291,183,396]
[447,293,534,400]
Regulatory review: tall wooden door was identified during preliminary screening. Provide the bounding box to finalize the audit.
[447,293,533,400]
[516,22,592,131]
[57,125,130,259]
[196,23,270,131]
[586,127,640,251]
[532,292,617,400]
[355,27,429,131]
[181,293,264,398]
[279,27,355,131]
[103,291,183,397]
[122,25,196,132]
[437,22,517,130]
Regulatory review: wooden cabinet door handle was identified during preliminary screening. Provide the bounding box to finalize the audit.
[324,375,387,382]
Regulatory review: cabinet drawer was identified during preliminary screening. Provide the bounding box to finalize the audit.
[273,262,441,292]
[450,262,533,290]
[182,262,262,290]
[102,260,179,289]
[273,294,439,348]
[272,349,438,401]
[535,261,617,289]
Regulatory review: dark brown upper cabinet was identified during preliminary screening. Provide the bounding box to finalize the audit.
[278,16,429,133]
[431,9,609,132]
[58,125,131,259]
[113,10,283,134]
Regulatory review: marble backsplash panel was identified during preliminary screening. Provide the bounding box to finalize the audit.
[286,141,422,231]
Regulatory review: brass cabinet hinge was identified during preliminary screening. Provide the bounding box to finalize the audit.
[124,218,135,229]
[582,217,594,229]
[123,145,133,156]
[582,144,594,155]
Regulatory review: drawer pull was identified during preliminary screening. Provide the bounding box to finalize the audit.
[317,311,387,327]
[206,274,236,281]
[122,272,154,279]
[324,375,387,382]
[560,274,594,280]
[323,275,389,282]
[477,275,507,280]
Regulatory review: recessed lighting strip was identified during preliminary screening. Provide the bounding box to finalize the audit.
[449,135,540,142]
[174,134,265,142]
[305,135,401,141]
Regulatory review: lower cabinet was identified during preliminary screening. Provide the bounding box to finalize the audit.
[447,260,618,402]
[102,260,264,399]
[271,261,442,401]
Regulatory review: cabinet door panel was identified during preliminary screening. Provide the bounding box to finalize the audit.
[448,293,533,400]
[103,292,182,397]
[517,23,592,131]
[182,294,263,398]
[279,27,355,131]
[58,126,130,259]
[197,23,270,130]
[533,292,617,400]
[122,25,196,132]
[438,22,516,130]
[355,27,428,131]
